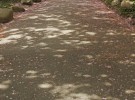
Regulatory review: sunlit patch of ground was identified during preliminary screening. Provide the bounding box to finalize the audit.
[0,80,12,90]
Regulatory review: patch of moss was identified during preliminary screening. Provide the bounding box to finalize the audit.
[0,0,21,8]
[0,1,12,8]
[105,0,113,5]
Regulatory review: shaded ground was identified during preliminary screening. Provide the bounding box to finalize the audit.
[0,0,135,100]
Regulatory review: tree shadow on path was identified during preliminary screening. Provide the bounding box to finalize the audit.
[0,0,135,100]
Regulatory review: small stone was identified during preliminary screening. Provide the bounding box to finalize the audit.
[0,8,13,23]
[121,0,134,8]
[111,0,120,6]
[21,0,33,5]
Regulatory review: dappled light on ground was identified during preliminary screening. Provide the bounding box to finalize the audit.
[0,0,135,99]
[0,80,12,90]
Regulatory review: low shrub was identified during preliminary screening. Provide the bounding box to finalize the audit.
[0,0,21,8]
[102,0,135,18]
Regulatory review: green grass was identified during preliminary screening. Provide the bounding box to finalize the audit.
[104,0,113,5]
[0,1,11,8]
[0,0,21,8]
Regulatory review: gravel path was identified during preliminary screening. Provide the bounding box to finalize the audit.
[0,0,135,100]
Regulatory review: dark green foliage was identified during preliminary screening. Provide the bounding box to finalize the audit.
[104,0,113,5]
[119,2,135,17]
[103,0,135,18]
[33,0,41,3]
[0,0,21,2]
[0,0,21,8]
[0,1,11,8]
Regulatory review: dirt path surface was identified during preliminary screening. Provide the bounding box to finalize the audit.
[0,0,135,100]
